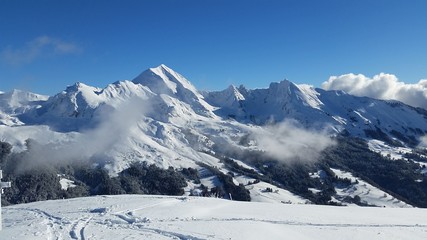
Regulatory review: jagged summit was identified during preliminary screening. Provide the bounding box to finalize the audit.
[64,82,94,92]
[132,64,214,115]
[202,84,245,114]
[133,64,198,95]
[226,85,246,101]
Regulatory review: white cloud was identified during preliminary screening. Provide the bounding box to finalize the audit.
[13,97,151,172]
[1,36,82,65]
[419,135,427,148]
[251,120,335,163]
[322,73,427,109]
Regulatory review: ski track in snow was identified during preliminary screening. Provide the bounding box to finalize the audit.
[3,195,427,240]
[70,217,92,240]
[9,207,66,240]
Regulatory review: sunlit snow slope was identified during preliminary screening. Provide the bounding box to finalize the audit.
[3,195,427,240]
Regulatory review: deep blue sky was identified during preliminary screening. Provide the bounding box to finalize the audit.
[1,0,426,95]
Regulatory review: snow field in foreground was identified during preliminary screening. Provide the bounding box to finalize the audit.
[2,195,427,240]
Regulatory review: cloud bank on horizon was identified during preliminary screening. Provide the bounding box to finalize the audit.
[322,73,427,109]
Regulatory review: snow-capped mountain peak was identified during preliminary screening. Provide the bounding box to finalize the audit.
[133,64,197,95]
[265,80,322,108]
[202,84,245,111]
[62,82,104,108]
[132,64,214,115]
[227,84,246,101]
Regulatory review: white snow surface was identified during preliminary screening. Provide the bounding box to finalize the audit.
[0,89,48,114]
[59,177,76,190]
[241,177,308,204]
[0,89,48,126]
[331,168,412,208]
[2,195,427,240]
[295,84,323,110]
[368,139,412,160]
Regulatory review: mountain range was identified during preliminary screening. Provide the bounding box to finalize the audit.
[1,64,427,207]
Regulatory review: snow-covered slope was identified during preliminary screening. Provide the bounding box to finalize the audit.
[0,90,48,126]
[0,89,48,114]
[3,195,427,240]
[317,89,427,140]
[330,168,412,208]
[203,84,246,117]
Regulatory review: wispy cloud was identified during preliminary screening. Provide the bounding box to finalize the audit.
[419,136,427,148]
[322,73,427,109]
[1,36,82,65]
[251,120,335,163]
[11,96,151,173]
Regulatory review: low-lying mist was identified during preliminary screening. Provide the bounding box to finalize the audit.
[419,135,427,149]
[10,97,151,173]
[250,120,336,163]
